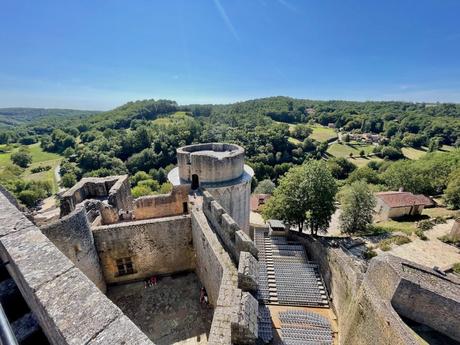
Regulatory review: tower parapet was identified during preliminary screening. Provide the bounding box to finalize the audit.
[169,143,254,233]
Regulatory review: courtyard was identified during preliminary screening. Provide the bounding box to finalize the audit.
[107,272,213,345]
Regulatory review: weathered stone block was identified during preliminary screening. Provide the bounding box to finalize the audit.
[36,268,123,345]
[235,230,258,260]
[237,251,258,292]
[87,315,153,345]
[231,292,258,344]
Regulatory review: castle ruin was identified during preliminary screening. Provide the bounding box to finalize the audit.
[0,142,459,345]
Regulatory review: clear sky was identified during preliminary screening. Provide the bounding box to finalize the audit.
[1,0,460,110]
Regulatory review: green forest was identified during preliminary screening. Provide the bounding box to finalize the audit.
[0,96,459,209]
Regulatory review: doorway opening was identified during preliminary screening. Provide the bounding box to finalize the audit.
[191,174,199,190]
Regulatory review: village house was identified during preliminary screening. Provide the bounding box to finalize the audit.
[375,191,433,220]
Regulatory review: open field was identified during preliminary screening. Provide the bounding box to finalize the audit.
[348,156,384,167]
[288,137,301,145]
[401,147,426,160]
[327,142,375,158]
[0,143,62,192]
[309,125,337,142]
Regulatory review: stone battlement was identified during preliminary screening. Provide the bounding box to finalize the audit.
[202,190,258,263]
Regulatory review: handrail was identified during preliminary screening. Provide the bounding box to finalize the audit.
[0,303,18,345]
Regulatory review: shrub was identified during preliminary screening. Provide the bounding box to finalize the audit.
[415,229,428,240]
[439,234,460,246]
[417,219,435,231]
[131,185,153,198]
[453,263,460,274]
[363,248,377,259]
[11,150,32,168]
[31,165,52,174]
[378,235,411,251]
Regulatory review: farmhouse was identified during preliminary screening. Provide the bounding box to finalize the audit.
[375,191,432,220]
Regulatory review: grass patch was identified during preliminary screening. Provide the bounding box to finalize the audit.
[453,263,460,274]
[349,156,383,168]
[423,207,460,219]
[0,143,63,193]
[309,125,337,142]
[327,142,374,158]
[378,235,412,251]
[288,137,302,146]
[401,147,426,160]
[375,220,417,235]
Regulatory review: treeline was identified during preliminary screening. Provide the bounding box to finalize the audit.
[1,97,460,209]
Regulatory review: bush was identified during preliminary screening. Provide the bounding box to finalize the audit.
[31,165,52,174]
[417,219,435,231]
[11,150,32,168]
[453,263,460,274]
[138,179,160,191]
[438,234,460,246]
[415,229,428,240]
[61,173,77,188]
[131,185,153,198]
[363,248,377,259]
[378,235,411,251]
[18,190,40,207]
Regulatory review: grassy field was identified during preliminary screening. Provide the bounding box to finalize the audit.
[309,125,337,142]
[401,147,427,160]
[288,137,301,146]
[0,143,62,192]
[327,142,375,158]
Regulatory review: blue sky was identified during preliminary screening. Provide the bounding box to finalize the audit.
[1,0,460,110]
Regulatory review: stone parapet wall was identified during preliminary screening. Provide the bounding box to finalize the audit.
[133,185,190,221]
[0,192,154,345]
[191,207,258,344]
[371,255,460,341]
[177,143,245,183]
[202,190,258,263]
[93,215,195,284]
[40,204,106,292]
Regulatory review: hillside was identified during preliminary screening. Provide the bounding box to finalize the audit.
[0,107,100,127]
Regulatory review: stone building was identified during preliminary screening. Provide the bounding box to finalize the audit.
[168,143,254,234]
[375,191,432,220]
[0,142,459,345]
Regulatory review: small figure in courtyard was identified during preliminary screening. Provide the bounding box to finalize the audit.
[200,286,209,305]
[150,275,157,285]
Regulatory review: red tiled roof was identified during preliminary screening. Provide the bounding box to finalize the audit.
[376,191,430,208]
[250,194,271,212]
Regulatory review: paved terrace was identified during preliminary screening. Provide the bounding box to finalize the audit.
[255,229,338,344]
[107,272,213,345]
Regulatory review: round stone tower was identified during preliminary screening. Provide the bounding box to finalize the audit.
[168,143,254,233]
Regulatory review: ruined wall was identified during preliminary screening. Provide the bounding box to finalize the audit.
[60,175,132,216]
[0,191,153,345]
[191,207,258,345]
[133,185,190,220]
[202,190,257,263]
[40,204,106,292]
[93,215,195,284]
[370,256,460,342]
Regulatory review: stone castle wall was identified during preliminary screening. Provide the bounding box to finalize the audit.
[92,215,195,284]
[191,206,258,345]
[133,185,190,221]
[202,190,258,263]
[41,203,106,292]
[0,192,154,345]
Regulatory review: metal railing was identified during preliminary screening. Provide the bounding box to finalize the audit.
[0,303,18,345]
